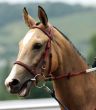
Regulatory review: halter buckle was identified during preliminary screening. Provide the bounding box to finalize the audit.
[31,74,46,88]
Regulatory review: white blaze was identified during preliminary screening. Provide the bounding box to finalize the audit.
[23,31,35,46]
[5,31,36,86]
[5,65,17,85]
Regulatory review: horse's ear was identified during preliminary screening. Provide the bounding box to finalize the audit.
[23,7,36,28]
[38,6,48,27]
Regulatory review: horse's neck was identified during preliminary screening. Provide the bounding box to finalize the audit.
[52,28,89,108]
[53,28,88,75]
[59,41,88,74]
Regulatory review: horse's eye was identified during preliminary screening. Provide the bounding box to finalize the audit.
[33,43,42,50]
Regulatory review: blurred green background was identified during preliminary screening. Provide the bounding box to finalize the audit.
[0,2,96,100]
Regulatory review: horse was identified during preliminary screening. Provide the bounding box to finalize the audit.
[5,6,96,110]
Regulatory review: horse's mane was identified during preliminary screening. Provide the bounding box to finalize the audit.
[53,26,86,61]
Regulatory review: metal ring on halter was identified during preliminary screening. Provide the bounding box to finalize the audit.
[32,74,46,88]
[41,65,46,70]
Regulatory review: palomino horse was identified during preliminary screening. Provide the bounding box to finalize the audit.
[5,6,96,110]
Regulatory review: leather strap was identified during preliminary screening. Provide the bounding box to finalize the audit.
[14,61,35,76]
[45,70,86,81]
[14,24,87,81]
[14,24,53,78]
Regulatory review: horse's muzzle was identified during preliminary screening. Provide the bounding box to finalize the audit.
[5,78,21,93]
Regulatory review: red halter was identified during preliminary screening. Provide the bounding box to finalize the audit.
[14,24,53,78]
[14,24,87,81]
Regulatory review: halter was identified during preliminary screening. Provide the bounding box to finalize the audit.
[14,24,92,82]
[13,23,96,110]
[14,24,53,81]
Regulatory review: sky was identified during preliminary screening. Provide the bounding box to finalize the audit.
[0,0,96,7]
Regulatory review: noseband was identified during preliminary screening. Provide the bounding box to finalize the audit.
[14,24,53,79]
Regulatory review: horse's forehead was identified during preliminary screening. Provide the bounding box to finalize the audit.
[23,30,35,46]
[22,29,48,46]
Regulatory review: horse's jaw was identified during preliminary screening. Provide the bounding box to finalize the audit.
[18,81,32,97]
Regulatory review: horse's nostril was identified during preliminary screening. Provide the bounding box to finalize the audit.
[9,79,20,87]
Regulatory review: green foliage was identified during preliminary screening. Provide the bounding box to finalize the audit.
[88,34,96,65]
[91,35,96,50]
[0,3,95,26]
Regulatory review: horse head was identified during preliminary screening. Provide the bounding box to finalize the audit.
[5,6,58,97]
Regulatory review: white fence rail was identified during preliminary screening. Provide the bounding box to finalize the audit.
[0,98,60,110]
